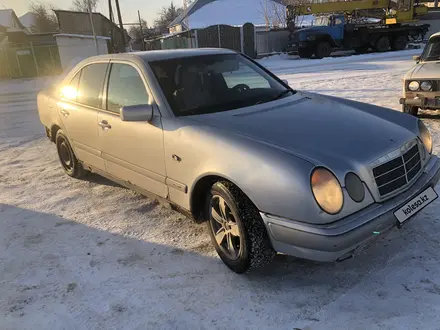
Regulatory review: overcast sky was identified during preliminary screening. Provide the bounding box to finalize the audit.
[1,0,175,27]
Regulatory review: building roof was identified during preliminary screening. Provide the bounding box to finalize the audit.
[169,0,286,29]
[0,9,28,32]
[54,10,131,40]
[169,0,216,28]
[19,12,37,30]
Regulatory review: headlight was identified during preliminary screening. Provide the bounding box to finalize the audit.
[420,81,432,91]
[311,168,344,214]
[408,81,420,91]
[418,120,432,154]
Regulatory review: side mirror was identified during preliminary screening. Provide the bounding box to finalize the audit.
[282,79,289,86]
[120,104,153,122]
[413,55,421,62]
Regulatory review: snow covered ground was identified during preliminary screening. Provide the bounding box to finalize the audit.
[1,51,440,329]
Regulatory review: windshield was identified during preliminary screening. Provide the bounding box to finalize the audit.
[313,17,330,26]
[422,37,440,62]
[149,54,293,117]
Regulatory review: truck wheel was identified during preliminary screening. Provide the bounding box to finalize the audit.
[315,41,332,59]
[56,130,87,178]
[375,36,390,52]
[392,36,408,51]
[402,104,419,116]
[206,181,275,273]
[298,48,313,58]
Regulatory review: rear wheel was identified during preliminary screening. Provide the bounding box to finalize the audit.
[206,181,275,273]
[402,104,419,116]
[392,35,408,51]
[375,36,390,52]
[56,130,87,178]
[315,41,332,59]
[298,47,314,59]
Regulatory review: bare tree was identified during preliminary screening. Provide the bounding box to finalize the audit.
[258,0,287,29]
[72,0,99,12]
[29,2,58,33]
[154,2,183,34]
[128,18,148,40]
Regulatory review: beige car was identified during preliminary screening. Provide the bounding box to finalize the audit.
[400,32,440,116]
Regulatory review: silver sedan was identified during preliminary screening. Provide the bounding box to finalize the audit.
[37,49,440,273]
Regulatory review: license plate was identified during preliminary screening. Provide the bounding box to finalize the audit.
[394,187,438,224]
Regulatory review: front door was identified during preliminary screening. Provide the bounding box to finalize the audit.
[58,62,108,171]
[98,62,167,198]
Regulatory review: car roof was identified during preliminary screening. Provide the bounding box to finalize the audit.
[84,48,237,63]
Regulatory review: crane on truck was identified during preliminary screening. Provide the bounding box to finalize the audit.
[286,0,430,58]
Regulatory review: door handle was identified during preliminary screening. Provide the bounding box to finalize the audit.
[98,120,111,130]
[60,109,69,117]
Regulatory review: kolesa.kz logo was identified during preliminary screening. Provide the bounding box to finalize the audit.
[402,194,430,216]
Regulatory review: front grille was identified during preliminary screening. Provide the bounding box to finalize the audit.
[373,143,422,196]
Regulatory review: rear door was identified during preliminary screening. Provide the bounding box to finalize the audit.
[98,61,167,198]
[58,62,108,171]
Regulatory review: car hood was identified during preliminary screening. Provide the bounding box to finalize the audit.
[186,93,417,171]
[405,61,440,80]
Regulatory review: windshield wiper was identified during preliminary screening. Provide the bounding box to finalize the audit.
[272,89,294,101]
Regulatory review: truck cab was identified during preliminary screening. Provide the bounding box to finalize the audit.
[290,15,345,58]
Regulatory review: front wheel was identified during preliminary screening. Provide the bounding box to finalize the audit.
[207,181,275,273]
[402,104,419,116]
[315,41,332,59]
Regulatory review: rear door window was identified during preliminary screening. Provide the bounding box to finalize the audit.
[106,63,149,113]
[77,63,108,108]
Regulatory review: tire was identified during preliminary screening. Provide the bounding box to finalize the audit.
[206,181,275,273]
[55,130,87,178]
[374,36,390,52]
[298,47,313,59]
[315,41,332,59]
[392,35,408,51]
[402,104,419,116]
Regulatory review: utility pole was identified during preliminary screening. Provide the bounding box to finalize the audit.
[138,10,145,50]
[114,0,126,51]
[88,0,99,55]
[108,0,114,22]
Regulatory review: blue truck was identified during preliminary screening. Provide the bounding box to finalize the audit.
[287,14,430,59]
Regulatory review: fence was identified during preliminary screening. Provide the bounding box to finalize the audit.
[255,29,290,56]
[148,23,257,58]
[0,43,62,79]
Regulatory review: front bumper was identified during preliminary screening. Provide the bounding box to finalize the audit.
[261,155,440,262]
[400,95,440,109]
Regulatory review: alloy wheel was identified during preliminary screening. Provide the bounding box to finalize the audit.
[209,195,242,260]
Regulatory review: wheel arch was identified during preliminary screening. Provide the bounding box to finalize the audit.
[189,173,255,223]
[51,124,62,143]
[315,34,337,47]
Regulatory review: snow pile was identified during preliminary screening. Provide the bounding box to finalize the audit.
[186,0,285,28]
